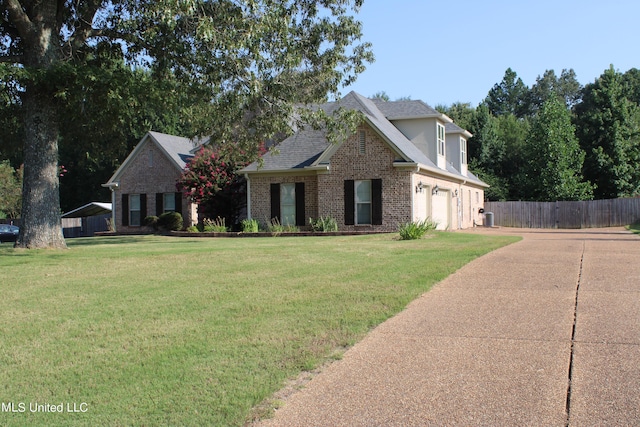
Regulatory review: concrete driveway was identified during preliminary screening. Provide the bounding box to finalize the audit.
[258,227,640,426]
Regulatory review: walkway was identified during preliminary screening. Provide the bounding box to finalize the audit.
[258,227,640,426]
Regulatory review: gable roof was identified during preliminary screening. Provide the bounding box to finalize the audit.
[240,91,486,186]
[105,131,202,185]
[242,91,438,173]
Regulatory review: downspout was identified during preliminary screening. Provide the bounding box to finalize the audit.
[244,173,251,220]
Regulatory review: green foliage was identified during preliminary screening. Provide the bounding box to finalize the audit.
[241,218,259,233]
[522,97,593,201]
[309,216,339,232]
[398,219,438,240]
[203,217,228,232]
[574,66,640,199]
[0,161,22,218]
[157,212,183,231]
[186,225,200,233]
[143,215,159,229]
[485,68,529,117]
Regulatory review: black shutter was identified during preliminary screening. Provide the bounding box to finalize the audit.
[295,182,305,226]
[344,180,354,225]
[372,179,382,225]
[140,194,147,220]
[122,194,129,226]
[174,192,183,216]
[156,193,163,215]
[270,183,280,221]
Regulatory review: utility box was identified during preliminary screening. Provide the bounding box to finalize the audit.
[485,212,494,227]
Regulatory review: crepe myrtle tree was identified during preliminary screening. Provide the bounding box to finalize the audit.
[0,0,373,248]
[177,142,266,225]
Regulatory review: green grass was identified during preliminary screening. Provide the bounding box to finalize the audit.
[0,232,519,426]
[627,223,640,234]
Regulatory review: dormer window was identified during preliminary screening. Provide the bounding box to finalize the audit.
[437,123,445,156]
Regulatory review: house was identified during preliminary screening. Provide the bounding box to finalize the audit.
[240,91,487,231]
[103,131,202,232]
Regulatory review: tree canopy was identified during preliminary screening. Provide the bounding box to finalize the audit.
[0,0,373,248]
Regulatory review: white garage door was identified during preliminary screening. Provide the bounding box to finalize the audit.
[431,190,450,231]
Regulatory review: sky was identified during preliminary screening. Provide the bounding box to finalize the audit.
[342,0,640,107]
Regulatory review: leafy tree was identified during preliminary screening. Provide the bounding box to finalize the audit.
[0,161,22,218]
[524,69,582,116]
[177,143,266,226]
[574,66,640,199]
[1,0,373,248]
[485,68,529,117]
[371,91,390,101]
[521,97,593,201]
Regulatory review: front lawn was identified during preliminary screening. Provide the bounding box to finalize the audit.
[0,232,518,426]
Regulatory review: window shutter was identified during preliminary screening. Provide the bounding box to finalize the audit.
[156,193,163,216]
[270,183,280,221]
[295,182,305,226]
[344,180,354,225]
[140,194,147,220]
[174,192,183,216]
[122,194,129,226]
[372,179,382,225]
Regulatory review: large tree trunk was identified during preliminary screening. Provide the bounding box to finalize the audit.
[15,89,67,249]
[13,1,67,249]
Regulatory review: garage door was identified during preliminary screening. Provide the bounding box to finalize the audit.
[431,190,450,230]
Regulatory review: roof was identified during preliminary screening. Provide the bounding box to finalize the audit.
[105,131,202,185]
[242,92,440,173]
[445,122,473,138]
[62,202,112,218]
[372,99,451,121]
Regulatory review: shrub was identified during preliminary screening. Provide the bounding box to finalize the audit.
[398,218,438,240]
[157,212,183,231]
[309,216,338,232]
[186,225,200,233]
[241,218,259,233]
[143,215,159,229]
[203,217,227,232]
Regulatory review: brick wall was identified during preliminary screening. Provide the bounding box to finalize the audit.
[113,140,196,232]
[318,125,412,231]
[249,174,319,229]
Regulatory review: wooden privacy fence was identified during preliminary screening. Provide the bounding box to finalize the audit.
[484,198,640,229]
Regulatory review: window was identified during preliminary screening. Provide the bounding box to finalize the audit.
[344,179,382,226]
[280,183,296,226]
[270,183,305,227]
[163,193,176,212]
[358,130,366,154]
[437,123,445,156]
[461,138,467,165]
[129,194,141,226]
[355,180,372,224]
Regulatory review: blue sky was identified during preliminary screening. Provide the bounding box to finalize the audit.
[343,0,639,107]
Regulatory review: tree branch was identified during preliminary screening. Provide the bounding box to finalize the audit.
[2,0,34,40]
[64,0,107,58]
[0,54,24,64]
